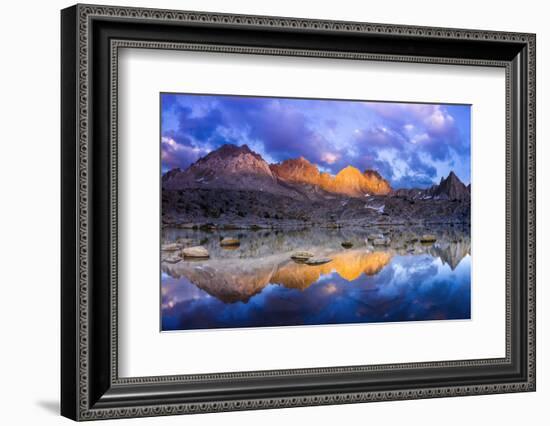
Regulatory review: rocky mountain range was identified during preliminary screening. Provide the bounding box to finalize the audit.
[162,144,391,199]
[162,143,470,226]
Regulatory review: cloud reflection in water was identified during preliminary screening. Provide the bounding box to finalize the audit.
[161,253,471,331]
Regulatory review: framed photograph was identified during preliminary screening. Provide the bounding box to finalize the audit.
[61,4,536,421]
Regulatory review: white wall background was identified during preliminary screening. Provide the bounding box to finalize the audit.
[0,0,546,424]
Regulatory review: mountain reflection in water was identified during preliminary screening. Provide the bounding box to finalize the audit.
[161,227,471,331]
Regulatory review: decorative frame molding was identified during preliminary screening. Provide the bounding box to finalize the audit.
[61,4,536,421]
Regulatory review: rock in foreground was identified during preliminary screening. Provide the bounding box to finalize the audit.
[220,237,240,247]
[291,251,314,261]
[182,246,210,259]
[420,234,437,243]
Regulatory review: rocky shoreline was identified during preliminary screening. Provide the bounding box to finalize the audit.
[162,222,470,266]
[162,189,470,230]
[163,218,470,231]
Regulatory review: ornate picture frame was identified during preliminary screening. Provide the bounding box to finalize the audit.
[61,4,535,421]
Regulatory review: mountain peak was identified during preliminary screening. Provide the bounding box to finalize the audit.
[331,166,390,196]
[163,143,279,192]
[281,156,313,166]
[432,171,469,201]
[391,170,470,202]
[269,157,320,185]
[337,165,362,176]
[442,171,462,186]
[212,143,252,156]
[196,143,265,165]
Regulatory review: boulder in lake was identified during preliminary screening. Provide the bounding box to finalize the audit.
[368,233,384,241]
[291,251,314,261]
[161,242,182,252]
[220,237,240,247]
[182,246,210,259]
[420,234,437,243]
[199,223,217,231]
[341,241,353,248]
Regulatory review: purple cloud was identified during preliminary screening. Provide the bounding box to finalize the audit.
[161,94,470,188]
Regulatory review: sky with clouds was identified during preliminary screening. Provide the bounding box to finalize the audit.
[161,93,471,189]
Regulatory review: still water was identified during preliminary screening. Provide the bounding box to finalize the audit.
[161,227,471,331]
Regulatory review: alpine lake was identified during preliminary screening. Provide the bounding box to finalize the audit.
[161,224,471,331]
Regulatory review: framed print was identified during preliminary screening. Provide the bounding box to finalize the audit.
[61,4,536,421]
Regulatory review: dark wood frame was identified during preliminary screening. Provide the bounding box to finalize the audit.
[61,4,536,421]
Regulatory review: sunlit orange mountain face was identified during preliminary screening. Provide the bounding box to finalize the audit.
[270,157,391,197]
